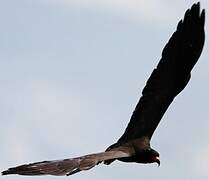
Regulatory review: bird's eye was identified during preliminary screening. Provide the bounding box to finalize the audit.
[145,149,151,153]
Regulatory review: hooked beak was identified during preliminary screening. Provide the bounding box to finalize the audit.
[155,156,160,166]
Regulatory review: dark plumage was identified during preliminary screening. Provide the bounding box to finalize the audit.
[2,2,205,177]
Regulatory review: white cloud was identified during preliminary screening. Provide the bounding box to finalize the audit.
[193,147,209,178]
[3,127,31,163]
[45,0,182,23]
[43,0,209,25]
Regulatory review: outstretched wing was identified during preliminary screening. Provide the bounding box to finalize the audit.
[2,148,132,176]
[117,2,205,143]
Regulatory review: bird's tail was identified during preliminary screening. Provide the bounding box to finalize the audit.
[2,149,131,176]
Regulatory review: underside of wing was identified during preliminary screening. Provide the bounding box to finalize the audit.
[114,2,205,144]
[2,148,132,176]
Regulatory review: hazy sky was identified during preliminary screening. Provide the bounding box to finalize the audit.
[0,1,209,180]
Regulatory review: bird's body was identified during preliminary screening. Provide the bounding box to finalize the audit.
[2,2,205,177]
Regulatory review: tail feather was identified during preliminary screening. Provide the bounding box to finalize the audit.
[2,149,131,176]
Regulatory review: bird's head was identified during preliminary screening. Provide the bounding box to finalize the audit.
[149,148,160,166]
[137,148,160,166]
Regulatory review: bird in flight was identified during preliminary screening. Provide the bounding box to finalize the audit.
[2,2,205,177]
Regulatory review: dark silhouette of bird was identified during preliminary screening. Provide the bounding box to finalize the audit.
[2,2,205,177]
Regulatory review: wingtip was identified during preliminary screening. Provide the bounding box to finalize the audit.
[191,2,199,9]
[201,9,205,25]
[191,2,201,16]
[1,168,19,176]
[183,2,205,24]
[1,170,10,176]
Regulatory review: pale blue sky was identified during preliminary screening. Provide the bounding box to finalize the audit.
[0,1,209,180]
